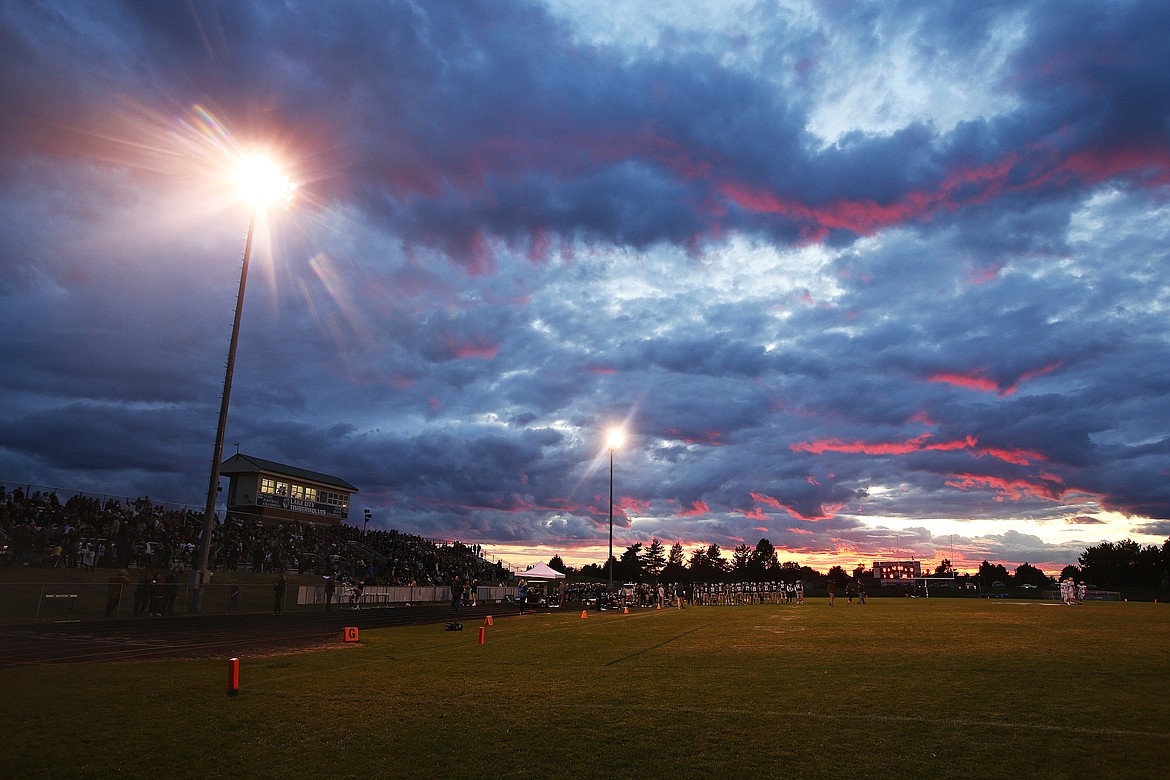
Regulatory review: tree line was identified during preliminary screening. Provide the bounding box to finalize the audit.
[547,536,1170,590]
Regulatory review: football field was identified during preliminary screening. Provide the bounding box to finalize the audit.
[3,598,1167,778]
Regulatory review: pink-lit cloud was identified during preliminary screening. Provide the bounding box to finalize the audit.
[928,371,1008,395]
[676,500,710,517]
[791,433,976,456]
[944,472,1067,502]
[750,491,843,522]
[929,361,1064,396]
[792,433,1048,467]
[666,428,724,446]
[443,337,500,360]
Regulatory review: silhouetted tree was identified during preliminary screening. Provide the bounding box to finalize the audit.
[1014,562,1049,587]
[662,542,687,582]
[688,545,726,580]
[547,555,567,574]
[748,538,779,579]
[825,565,850,587]
[1163,539,1170,586]
[600,556,618,584]
[776,560,820,583]
[705,544,727,574]
[619,543,643,581]
[977,560,1011,587]
[1079,539,1164,588]
[579,562,603,579]
[643,538,667,578]
[731,543,751,573]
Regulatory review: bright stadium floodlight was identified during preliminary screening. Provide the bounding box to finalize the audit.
[233,153,296,210]
[192,153,295,612]
[607,427,624,594]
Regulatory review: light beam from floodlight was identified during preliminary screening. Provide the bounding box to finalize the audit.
[192,154,294,612]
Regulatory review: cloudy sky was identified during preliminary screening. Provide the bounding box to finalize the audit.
[2,0,1169,573]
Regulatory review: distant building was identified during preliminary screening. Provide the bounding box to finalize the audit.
[220,453,358,526]
[873,559,922,585]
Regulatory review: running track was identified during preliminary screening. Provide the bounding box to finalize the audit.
[0,603,530,667]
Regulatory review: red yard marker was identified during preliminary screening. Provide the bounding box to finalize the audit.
[227,657,240,697]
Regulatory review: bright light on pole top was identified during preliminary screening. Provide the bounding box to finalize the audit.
[233,153,296,211]
[607,427,625,450]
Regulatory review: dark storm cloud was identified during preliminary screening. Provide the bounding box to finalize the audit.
[5,1,1169,255]
[1,0,1168,570]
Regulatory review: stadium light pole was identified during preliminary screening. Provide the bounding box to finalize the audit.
[606,427,624,594]
[192,154,295,612]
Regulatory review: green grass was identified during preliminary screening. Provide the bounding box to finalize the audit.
[4,599,1168,778]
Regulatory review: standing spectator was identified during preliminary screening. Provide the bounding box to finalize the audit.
[229,582,241,612]
[149,573,165,616]
[273,574,287,615]
[451,575,462,619]
[105,570,131,618]
[324,576,335,610]
[164,568,180,616]
[133,573,151,617]
[827,578,836,606]
[518,579,528,615]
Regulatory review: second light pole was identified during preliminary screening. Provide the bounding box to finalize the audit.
[606,427,624,593]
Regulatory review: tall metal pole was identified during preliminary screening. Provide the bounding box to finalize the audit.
[608,445,614,594]
[192,211,257,611]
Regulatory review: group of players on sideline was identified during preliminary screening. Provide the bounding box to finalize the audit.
[535,579,843,610]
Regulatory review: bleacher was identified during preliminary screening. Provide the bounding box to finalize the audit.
[0,484,507,589]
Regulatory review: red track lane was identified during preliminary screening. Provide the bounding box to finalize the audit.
[0,603,534,668]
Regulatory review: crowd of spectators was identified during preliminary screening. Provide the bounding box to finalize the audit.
[0,485,503,588]
[336,525,506,586]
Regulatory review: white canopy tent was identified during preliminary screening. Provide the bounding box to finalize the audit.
[518,562,565,580]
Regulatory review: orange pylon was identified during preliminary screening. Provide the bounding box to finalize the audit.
[657,603,662,610]
[484,615,494,626]
[623,606,629,614]
[580,610,588,619]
